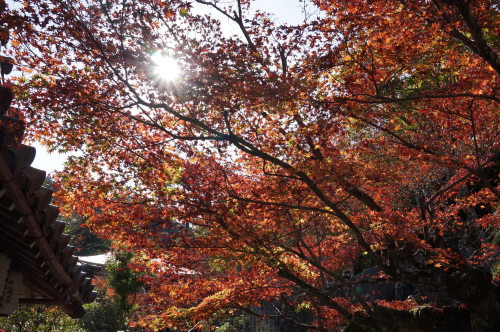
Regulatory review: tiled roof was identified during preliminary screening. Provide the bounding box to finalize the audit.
[0,86,99,318]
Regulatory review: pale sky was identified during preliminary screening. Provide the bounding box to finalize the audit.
[30,0,312,175]
[30,142,67,175]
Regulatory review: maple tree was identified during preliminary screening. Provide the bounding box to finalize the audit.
[3,0,500,331]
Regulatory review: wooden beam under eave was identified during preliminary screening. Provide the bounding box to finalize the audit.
[0,233,45,267]
[10,261,60,295]
[22,274,64,300]
[0,216,30,241]
[0,230,45,261]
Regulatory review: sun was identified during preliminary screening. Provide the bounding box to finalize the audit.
[151,52,180,81]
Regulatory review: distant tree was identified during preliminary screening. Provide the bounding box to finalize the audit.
[106,251,145,315]
[64,215,111,256]
[77,252,145,331]
[78,298,125,332]
[77,275,126,332]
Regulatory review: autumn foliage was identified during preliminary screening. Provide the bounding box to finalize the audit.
[3,0,500,331]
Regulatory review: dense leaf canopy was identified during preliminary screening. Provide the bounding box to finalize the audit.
[3,0,500,331]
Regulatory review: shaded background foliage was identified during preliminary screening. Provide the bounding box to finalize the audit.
[0,305,84,332]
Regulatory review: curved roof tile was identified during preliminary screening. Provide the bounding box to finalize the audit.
[0,86,99,318]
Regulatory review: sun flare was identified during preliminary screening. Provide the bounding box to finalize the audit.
[151,52,180,81]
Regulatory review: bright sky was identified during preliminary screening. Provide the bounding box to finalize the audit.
[30,142,67,175]
[29,0,311,175]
